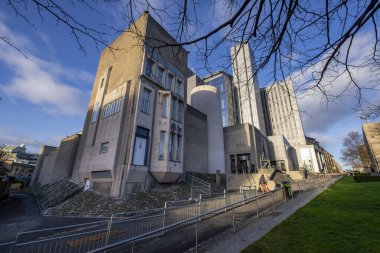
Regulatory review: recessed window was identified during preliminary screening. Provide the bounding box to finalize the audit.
[141,88,151,114]
[167,74,174,90]
[103,98,122,118]
[157,66,165,85]
[175,79,182,95]
[100,142,109,153]
[171,98,177,121]
[146,59,155,78]
[159,131,165,160]
[162,95,168,118]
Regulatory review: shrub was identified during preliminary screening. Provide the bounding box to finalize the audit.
[353,176,380,182]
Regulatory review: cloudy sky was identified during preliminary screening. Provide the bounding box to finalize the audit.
[0,1,379,170]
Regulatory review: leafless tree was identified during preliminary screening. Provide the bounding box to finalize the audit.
[2,0,380,112]
[340,131,363,169]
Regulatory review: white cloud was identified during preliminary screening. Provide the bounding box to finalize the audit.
[0,128,61,153]
[0,13,89,116]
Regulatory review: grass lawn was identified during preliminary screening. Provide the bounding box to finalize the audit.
[242,176,380,253]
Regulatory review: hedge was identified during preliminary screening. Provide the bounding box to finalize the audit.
[353,176,380,182]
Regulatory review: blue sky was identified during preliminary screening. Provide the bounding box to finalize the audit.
[0,1,378,170]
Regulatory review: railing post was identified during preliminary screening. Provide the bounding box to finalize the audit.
[232,206,235,233]
[224,189,227,212]
[272,191,275,210]
[105,214,114,246]
[162,202,167,236]
[255,195,259,220]
[195,221,198,253]
[198,194,202,222]
[10,233,19,253]
[283,186,287,204]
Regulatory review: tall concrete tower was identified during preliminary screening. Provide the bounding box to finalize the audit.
[231,42,267,136]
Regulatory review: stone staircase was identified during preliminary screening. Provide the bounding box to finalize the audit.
[226,168,276,191]
[42,182,192,217]
[34,179,83,209]
[186,172,225,195]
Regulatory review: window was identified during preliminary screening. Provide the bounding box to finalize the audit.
[103,98,122,118]
[146,59,154,78]
[141,88,151,113]
[132,127,150,166]
[175,79,182,95]
[91,102,100,123]
[177,101,183,122]
[100,78,104,88]
[99,142,109,153]
[169,132,175,160]
[171,98,177,121]
[167,74,174,90]
[176,135,182,161]
[162,95,168,118]
[157,66,164,85]
[159,131,165,160]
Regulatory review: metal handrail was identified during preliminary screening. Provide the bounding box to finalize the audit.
[88,188,283,253]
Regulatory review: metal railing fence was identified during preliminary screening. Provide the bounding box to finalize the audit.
[4,174,334,253]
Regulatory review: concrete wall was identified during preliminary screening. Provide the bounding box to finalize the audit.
[184,105,208,173]
[362,122,380,172]
[38,149,59,185]
[267,135,294,171]
[191,85,225,174]
[30,146,58,186]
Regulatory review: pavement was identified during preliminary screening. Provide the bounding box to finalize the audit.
[190,176,341,253]
[0,191,106,244]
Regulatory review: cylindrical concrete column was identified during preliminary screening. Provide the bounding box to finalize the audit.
[191,85,225,174]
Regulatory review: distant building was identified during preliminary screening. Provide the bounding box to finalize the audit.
[231,42,266,135]
[0,144,38,184]
[362,122,380,172]
[203,71,239,127]
[73,13,188,196]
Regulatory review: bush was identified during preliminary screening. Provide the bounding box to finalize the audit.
[353,176,380,182]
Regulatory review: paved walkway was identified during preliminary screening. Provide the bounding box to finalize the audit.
[191,177,341,253]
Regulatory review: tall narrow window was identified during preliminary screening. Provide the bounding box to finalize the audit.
[141,88,151,114]
[177,101,183,123]
[171,98,177,121]
[175,79,182,95]
[176,135,182,161]
[169,132,175,160]
[132,127,150,166]
[159,131,165,160]
[167,74,174,90]
[157,66,164,85]
[162,95,168,118]
[146,59,154,78]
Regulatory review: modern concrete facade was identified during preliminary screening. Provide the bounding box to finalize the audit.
[203,71,238,127]
[223,123,269,174]
[190,85,225,174]
[231,42,266,135]
[362,122,380,172]
[186,72,204,104]
[183,105,208,174]
[74,13,188,196]
[267,135,294,171]
[33,133,81,185]
[261,80,306,147]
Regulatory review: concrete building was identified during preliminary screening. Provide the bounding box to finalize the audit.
[358,144,372,172]
[74,13,188,196]
[183,105,208,174]
[203,71,239,127]
[260,80,306,147]
[186,72,204,104]
[231,42,266,135]
[33,133,81,186]
[322,148,343,174]
[0,144,38,184]
[267,135,295,171]
[190,85,225,174]
[362,122,380,172]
